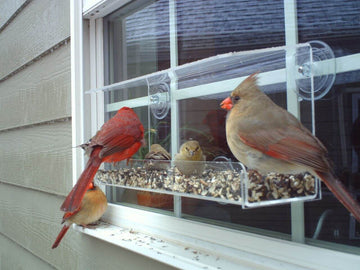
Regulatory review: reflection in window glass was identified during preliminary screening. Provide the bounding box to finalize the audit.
[177,0,285,64]
[302,70,360,248]
[297,0,360,56]
[105,0,170,85]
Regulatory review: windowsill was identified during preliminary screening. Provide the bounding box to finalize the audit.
[77,223,250,269]
[75,204,360,270]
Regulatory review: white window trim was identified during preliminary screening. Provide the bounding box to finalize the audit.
[71,0,360,268]
[75,204,360,269]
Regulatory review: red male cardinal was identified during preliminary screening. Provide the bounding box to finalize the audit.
[52,182,107,249]
[61,107,144,212]
[221,73,360,222]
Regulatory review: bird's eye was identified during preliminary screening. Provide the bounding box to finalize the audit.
[233,96,240,101]
[195,147,199,151]
[185,147,189,151]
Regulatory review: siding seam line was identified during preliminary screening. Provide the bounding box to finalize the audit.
[0,116,72,134]
[0,232,57,269]
[0,36,71,82]
[0,0,32,34]
[0,180,66,198]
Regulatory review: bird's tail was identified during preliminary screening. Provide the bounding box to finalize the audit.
[52,225,70,249]
[60,147,103,212]
[316,171,360,223]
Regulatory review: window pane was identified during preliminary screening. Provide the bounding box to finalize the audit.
[178,87,294,236]
[102,0,360,252]
[104,0,172,211]
[177,0,285,64]
[105,105,174,213]
[302,70,360,249]
[105,0,170,85]
[298,0,360,56]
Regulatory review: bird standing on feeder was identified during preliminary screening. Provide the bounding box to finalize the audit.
[220,73,360,222]
[144,144,171,170]
[174,140,206,176]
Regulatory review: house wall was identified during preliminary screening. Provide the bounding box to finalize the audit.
[0,1,173,269]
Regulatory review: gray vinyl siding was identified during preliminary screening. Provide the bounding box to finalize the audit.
[0,1,173,269]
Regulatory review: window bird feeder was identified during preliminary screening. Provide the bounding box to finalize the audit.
[88,40,336,208]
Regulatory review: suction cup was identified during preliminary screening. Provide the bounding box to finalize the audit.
[295,40,336,100]
[148,74,170,120]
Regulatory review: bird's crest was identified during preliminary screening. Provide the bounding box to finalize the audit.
[232,72,260,97]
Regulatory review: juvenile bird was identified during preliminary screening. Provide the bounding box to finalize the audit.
[52,183,107,249]
[221,73,360,222]
[174,140,206,176]
[144,144,171,170]
[61,107,144,213]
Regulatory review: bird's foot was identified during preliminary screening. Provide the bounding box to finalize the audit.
[80,221,102,229]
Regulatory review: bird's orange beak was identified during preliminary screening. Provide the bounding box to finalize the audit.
[88,182,95,190]
[220,97,233,111]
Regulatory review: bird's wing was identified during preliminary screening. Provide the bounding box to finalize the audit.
[89,107,144,157]
[238,125,329,172]
[62,209,80,224]
[99,133,140,158]
[145,150,171,160]
[93,118,143,158]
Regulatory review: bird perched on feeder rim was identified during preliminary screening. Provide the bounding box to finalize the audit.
[220,73,360,223]
[174,140,206,176]
[52,183,107,249]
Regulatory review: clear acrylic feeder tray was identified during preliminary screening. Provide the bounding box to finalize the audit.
[243,169,321,208]
[95,159,321,208]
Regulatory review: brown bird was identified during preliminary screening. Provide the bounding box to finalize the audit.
[144,144,171,170]
[174,140,206,176]
[220,73,360,222]
[52,183,108,249]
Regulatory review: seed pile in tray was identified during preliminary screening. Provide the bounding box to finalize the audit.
[96,167,242,202]
[96,165,317,204]
[247,170,316,203]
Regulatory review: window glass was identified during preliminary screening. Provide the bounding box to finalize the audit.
[297,0,360,249]
[105,0,170,85]
[297,0,360,56]
[178,86,295,236]
[105,0,172,210]
[103,0,360,252]
[177,0,285,64]
[302,70,360,248]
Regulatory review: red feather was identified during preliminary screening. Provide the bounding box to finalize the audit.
[52,225,70,249]
[61,147,103,212]
[61,107,144,212]
[316,171,360,222]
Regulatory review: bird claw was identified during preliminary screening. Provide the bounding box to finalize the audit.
[127,158,135,167]
[80,221,101,229]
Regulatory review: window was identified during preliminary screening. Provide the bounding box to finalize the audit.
[77,0,360,267]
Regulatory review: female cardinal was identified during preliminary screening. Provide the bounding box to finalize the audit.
[61,107,144,212]
[220,73,360,222]
[52,183,107,249]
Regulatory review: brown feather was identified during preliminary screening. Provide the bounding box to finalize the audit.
[228,74,329,173]
[222,73,360,222]
[238,125,330,172]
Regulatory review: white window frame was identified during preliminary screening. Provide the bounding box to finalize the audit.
[71,0,360,268]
